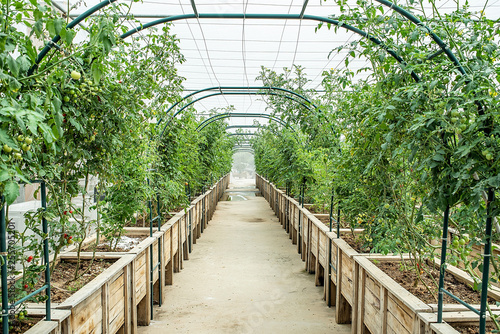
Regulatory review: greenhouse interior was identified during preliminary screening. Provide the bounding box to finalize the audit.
[1,0,500,333]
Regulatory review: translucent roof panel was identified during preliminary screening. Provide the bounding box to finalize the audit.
[53,0,500,126]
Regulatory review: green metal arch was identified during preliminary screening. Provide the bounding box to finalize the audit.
[197,113,302,145]
[162,92,306,137]
[121,13,420,82]
[196,113,294,132]
[158,86,317,127]
[28,0,119,75]
[228,133,256,137]
[29,0,473,88]
[225,125,262,131]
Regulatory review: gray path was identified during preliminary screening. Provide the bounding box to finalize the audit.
[139,179,351,334]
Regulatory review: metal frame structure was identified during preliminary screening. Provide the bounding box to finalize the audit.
[1,182,51,334]
[160,91,311,137]
[147,176,162,319]
[20,1,495,333]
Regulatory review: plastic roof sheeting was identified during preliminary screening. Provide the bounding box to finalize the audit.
[52,1,500,128]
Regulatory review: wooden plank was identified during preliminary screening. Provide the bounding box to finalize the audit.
[356,267,366,334]
[109,273,124,297]
[430,323,461,334]
[363,280,382,334]
[24,321,59,334]
[74,307,103,334]
[102,283,109,334]
[386,293,415,334]
[59,253,126,260]
[109,299,125,334]
[355,256,431,313]
[71,289,102,334]
[441,310,500,322]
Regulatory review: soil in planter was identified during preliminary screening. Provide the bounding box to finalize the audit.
[342,233,371,253]
[376,261,495,305]
[81,235,147,252]
[307,206,329,214]
[452,323,495,334]
[0,316,42,334]
[314,215,348,228]
[33,259,114,303]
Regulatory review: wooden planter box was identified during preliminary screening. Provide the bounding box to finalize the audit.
[18,174,230,334]
[354,256,500,334]
[54,254,136,334]
[354,256,433,334]
[327,236,360,324]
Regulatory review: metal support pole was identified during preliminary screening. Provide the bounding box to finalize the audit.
[41,182,51,321]
[157,193,161,232]
[479,189,495,333]
[201,186,205,233]
[337,205,341,239]
[156,193,162,307]
[329,193,334,233]
[437,204,450,323]
[186,183,192,253]
[1,197,9,333]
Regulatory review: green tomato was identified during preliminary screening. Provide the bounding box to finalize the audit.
[71,71,81,80]
[451,117,459,123]
[3,144,12,153]
[22,144,30,152]
[13,152,22,160]
[486,153,493,161]
[64,96,71,102]
[17,135,24,142]
[452,239,459,248]
[70,89,75,95]
[451,110,459,117]
[18,314,25,321]
[459,238,466,246]
[24,137,33,145]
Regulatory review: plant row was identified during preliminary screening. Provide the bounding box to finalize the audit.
[0,0,234,315]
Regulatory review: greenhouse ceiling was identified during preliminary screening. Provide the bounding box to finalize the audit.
[52,0,500,130]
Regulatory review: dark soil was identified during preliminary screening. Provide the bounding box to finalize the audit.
[35,259,114,303]
[306,206,329,214]
[0,316,42,334]
[342,233,371,253]
[451,323,495,334]
[315,215,348,228]
[375,261,495,305]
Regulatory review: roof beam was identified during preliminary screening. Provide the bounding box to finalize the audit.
[190,0,199,17]
[299,0,310,19]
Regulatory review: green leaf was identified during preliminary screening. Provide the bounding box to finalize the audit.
[65,30,76,45]
[433,153,444,161]
[54,18,64,35]
[92,63,103,84]
[6,55,19,76]
[0,129,16,147]
[46,20,55,37]
[0,169,10,182]
[4,181,19,205]
[27,112,44,134]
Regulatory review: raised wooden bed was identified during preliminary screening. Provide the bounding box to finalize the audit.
[24,174,229,334]
[328,235,359,324]
[354,256,433,334]
[54,254,136,334]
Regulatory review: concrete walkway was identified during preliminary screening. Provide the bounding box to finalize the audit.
[139,179,351,334]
